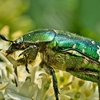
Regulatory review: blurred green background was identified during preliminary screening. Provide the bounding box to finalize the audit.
[0,0,100,41]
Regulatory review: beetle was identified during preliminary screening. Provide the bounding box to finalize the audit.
[0,29,100,100]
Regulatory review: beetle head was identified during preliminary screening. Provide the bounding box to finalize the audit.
[7,41,25,54]
[0,34,25,54]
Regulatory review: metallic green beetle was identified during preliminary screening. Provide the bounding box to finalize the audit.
[0,29,100,100]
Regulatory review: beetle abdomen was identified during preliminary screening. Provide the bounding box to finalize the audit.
[49,30,100,63]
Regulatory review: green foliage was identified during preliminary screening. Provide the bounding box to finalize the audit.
[27,0,79,31]
[0,0,33,33]
[0,0,100,41]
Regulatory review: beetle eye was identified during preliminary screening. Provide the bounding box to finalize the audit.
[16,41,21,45]
[12,41,22,49]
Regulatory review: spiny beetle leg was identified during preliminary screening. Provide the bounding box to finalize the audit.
[24,55,30,73]
[19,53,30,73]
[14,68,18,86]
[19,45,38,60]
[49,67,59,100]
[14,67,18,77]
[44,65,59,100]
[18,46,38,73]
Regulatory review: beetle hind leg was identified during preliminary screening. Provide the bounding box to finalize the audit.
[43,64,59,100]
[49,67,59,100]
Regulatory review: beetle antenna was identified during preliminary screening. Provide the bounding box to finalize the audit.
[0,34,13,43]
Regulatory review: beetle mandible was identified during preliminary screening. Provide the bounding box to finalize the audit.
[0,29,100,100]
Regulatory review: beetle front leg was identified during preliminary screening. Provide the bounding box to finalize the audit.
[19,45,38,73]
[43,65,59,100]
[24,54,29,73]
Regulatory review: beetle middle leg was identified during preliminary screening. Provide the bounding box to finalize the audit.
[43,64,59,100]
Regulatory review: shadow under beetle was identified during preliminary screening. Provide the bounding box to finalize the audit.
[0,29,100,100]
